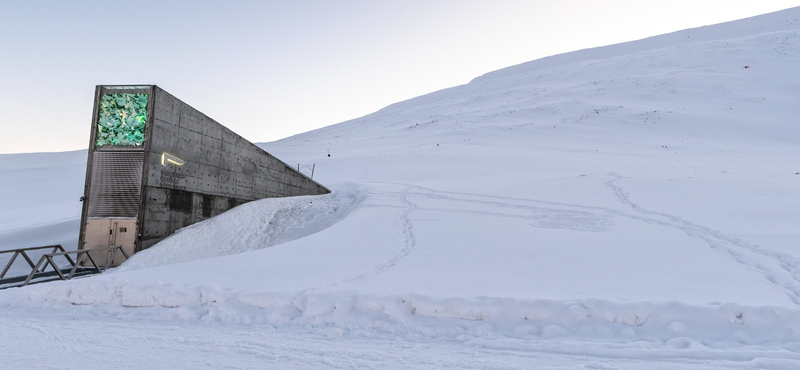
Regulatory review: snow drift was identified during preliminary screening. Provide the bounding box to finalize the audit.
[116,181,365,271]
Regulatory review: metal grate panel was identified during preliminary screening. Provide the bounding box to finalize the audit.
[87,151,144,217]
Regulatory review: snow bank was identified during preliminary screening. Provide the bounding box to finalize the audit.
[116,181,365,271]
[4,279,800,359]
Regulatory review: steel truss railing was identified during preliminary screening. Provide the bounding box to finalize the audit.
[0,245,130,288]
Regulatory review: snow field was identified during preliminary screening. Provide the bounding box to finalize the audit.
[2,7,800,368]
[3,178,800,361]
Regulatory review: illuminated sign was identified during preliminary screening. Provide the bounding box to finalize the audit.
[161,153,185,166]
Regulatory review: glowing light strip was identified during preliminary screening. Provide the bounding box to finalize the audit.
[161,153,185,166]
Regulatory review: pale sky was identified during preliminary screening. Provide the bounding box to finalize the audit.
[1,0,797,154]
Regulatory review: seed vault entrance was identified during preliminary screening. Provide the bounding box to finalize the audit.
[79,85,330,266]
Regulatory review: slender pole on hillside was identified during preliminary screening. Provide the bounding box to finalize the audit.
[311,164,315,179]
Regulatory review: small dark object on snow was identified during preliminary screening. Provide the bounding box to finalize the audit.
[744,65,750,68]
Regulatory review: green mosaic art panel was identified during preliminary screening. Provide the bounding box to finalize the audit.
[95,93,148,147]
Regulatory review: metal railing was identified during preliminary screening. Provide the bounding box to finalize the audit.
[0,245,130,288]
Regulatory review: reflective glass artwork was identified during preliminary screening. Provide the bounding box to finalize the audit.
[95,93,148,147]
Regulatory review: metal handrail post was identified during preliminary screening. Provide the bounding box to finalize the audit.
[118,246,130,260]
[0,251,20,278]
[44,255,66,281]
[66,251,84,280]
[84,251,102,273]
[103,248,118,271]
[19,251,36,270]
[22,256,48,286]
[56,245,76,266]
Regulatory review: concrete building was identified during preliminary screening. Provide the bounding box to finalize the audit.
[79,85,330,265]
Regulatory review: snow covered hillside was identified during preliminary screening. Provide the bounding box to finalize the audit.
[2,7,800,369]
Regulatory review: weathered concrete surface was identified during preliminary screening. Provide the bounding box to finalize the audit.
[139,86,329,250]
[79,85,330,255]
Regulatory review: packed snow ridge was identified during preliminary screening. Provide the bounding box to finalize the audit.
[2,7,800,365]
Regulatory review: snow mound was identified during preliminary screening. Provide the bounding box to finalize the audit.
[4,280,800,361]
[116,181,365,271]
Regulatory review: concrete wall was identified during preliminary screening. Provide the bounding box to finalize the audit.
[138,86,329,250]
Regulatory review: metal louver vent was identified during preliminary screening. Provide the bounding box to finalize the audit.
[87,151,144,217]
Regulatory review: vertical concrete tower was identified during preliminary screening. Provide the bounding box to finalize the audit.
[79,85,329,266]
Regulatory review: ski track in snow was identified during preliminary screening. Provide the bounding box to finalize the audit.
[605,174,800,305]
[401,185,615,232]
[378,186,419,276]
[365,180,800,306]
[306,186,418,292]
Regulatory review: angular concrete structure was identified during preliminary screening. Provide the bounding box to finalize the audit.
[79,85,329,265]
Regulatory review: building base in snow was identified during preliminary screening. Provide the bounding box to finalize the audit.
[78,85,330,266]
